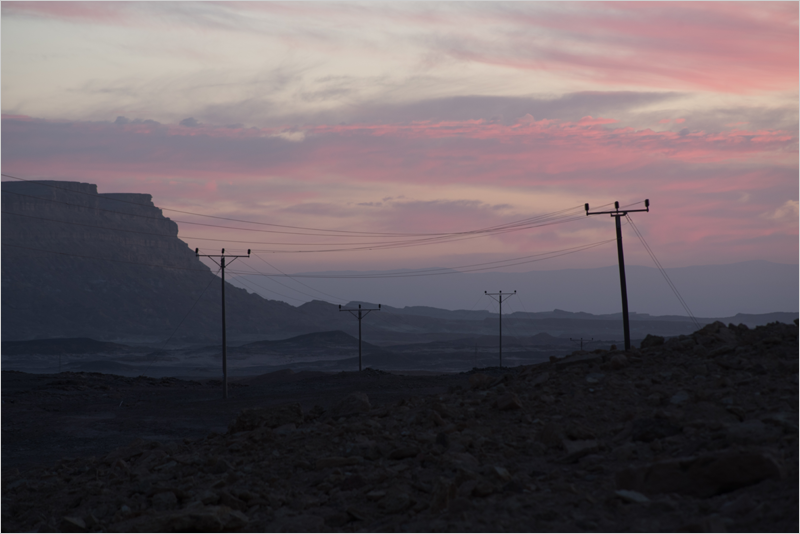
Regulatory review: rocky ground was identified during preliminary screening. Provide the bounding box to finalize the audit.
[2,321,798,532]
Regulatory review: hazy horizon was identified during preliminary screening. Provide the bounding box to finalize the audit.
[228,259,799,318]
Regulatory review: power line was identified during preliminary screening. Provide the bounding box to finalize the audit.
[227,239,617,278]
[624,214,701,328]
[251,254,347,303]
[1,173,602,239]
[2,187,592,252]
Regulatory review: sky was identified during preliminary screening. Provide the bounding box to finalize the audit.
[2,2,798,290]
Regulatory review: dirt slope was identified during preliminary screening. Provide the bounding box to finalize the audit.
[2,321,797,532]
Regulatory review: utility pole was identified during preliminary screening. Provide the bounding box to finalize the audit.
[570,337,593,351]
[196,247,250,399]
[584,199,649,351]
[484,290,516,368]
[339,303,381,371]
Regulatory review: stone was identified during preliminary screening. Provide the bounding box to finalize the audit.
[388,446,420,460]
[561,439,599,463]
[316,456,363,469]
[152,491,178,511]
[614,489,650,504]
[60,516,87,533]
[630,418,681,442]
[669,390,691,405]
[430,478,457,512]
[228,403,303,433]
[492,466,512,483]
[616,452,784,497]
[472,480,496,497]
[726,420,781,444]
[469,374,494,389]
[496,393,523,411]
[609,354,628,369]
[640,335,665,349]
[331,392,371,416]
[379,491,413,513]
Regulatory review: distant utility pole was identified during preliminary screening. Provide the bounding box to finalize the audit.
[196,248,250,400]
[339,303,381,371]
[485,290,516,368]
[570,337,593,351]
[585,199,649,351]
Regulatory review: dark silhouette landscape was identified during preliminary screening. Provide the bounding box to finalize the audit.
[1,180,798,532]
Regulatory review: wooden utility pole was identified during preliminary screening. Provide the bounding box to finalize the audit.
[195,248,250,399]
[584,200,649,351]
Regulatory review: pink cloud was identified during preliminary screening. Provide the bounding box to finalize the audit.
[3,115,795,190]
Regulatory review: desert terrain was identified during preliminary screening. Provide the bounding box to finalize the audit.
[2,320,797,532]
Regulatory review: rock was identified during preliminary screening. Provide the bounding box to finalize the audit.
[556,353,603,369]
[614,489,650,504]
[726,420,781,444]
[388,446,420,460]
[469,374,494,389]
[331,392,371,416]
[561,439,599,463]
[430,478,457,512]
[228,403,303,433]
[670,390,692,405]
[539,423,563,449]
[496,393,523,411]
[640,335,665,349]
[630,418,681,442]
[472,480,496,497]
[61,516,87,533]
[492,466,512,483]
[152,491,178,511]
[110,505,247,532]
[616,452,784,497]
[609,354,628,369]
[366,490,386,501]
[206,458,233,475]
[379,491,413,513]
[761,412,799,432]
[315,456,363,469]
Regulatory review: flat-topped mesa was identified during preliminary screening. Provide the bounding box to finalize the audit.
[1,179,303,342]
[2,180,183,265]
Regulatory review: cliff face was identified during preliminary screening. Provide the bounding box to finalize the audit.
[1,180,312,343]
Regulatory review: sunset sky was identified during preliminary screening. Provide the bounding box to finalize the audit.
[2,1,798,281]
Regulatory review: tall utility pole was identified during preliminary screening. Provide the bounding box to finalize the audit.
[339,303,381,371]
[584,199,649,351]
[484,290,516,368]
[196,248,250,399]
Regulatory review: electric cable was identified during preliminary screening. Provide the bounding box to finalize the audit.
[252,254,347,304]
[227,239,617,278]
[3,188,592,251]
[2,173,605,238]
[624,215,701,328]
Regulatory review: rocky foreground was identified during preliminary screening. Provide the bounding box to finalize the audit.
[2,321,798,533]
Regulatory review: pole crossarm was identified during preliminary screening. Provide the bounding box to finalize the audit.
[484,290,516,368]
[339,303,381,371]
[195,247,250,400]
[583,199,649,351]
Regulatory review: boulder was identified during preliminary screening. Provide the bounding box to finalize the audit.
[616,452,784,497]
[330,392,371,417]
[228,403,303,433]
